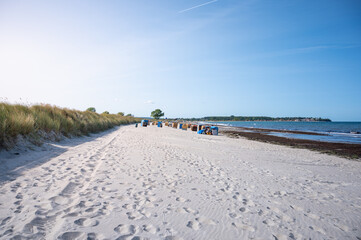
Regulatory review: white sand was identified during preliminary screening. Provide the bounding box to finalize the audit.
[0,125,360,239]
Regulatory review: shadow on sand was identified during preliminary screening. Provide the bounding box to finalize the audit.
[0,126,122,186]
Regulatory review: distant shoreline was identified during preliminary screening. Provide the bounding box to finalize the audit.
[176,117,332,122]
[204,120,331,122]
[217,126,328,136]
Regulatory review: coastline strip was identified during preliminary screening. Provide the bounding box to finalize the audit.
[221,128,361,159]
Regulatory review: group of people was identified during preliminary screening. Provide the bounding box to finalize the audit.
[137,120,218,135]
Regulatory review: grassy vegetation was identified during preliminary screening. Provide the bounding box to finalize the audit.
[0,103,139,150]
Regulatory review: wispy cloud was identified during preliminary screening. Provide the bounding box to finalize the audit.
[179,0,218,13]
[249,44,361,60]
[278,44,361,56]
[288,44,361,53]
[144,100,155,104]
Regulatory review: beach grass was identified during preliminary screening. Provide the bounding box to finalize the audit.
[0,103,139,149]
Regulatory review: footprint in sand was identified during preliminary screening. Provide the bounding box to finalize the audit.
[15,193,23,199]
[14,205,23,213]
[142,224,159,234]
[126,211,143,220]
[176,197,188,202]
[50,196,69,205]
[229,212,240,219]
[87,233,104,240]
[61,182,81,196]
[75,200,92,208]
[186,220,201,230]
[272,233,288,240]
[64,212,80,217]
[183,207,198,215]
[11,182,21,192]
[242,198,255,207]
[85,207,96,213]
[239,207,248,213]
[102,186,117,193]
[0,217,11,227]
[74,218,99,227]
[114,224,138,235]
[175,208,188,214]
[122,204,134,210]
[262,219,276,227]
[58,231,85,239]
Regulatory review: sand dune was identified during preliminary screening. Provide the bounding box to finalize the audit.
[0,125,360,239]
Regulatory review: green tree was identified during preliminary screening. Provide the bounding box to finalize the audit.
[102,111,109,114]
[118,112,124,116]
[126,113,133,117]
[151,109,164,120]
[86,107,96,112]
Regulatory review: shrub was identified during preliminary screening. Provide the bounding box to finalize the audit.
[86,107,96,112]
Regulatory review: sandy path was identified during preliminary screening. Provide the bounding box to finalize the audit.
[0,125,360,239]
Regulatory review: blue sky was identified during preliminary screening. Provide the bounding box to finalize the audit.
[0,0,360,120]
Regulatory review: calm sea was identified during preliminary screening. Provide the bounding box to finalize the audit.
[208,121,361,144]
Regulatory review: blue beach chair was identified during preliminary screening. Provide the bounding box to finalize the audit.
[211,126,218,135]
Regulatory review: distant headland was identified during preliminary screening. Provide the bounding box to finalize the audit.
[175,116,332,122]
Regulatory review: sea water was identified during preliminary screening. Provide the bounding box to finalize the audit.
[208,121,361,144]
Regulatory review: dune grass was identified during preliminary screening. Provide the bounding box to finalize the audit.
[0,103,139,149]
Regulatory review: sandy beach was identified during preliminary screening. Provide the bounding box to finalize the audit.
[0,125,360,240]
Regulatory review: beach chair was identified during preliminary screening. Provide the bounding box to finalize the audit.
[204,126,211,135]
[211,126,218,135]
[141,120,149,127]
